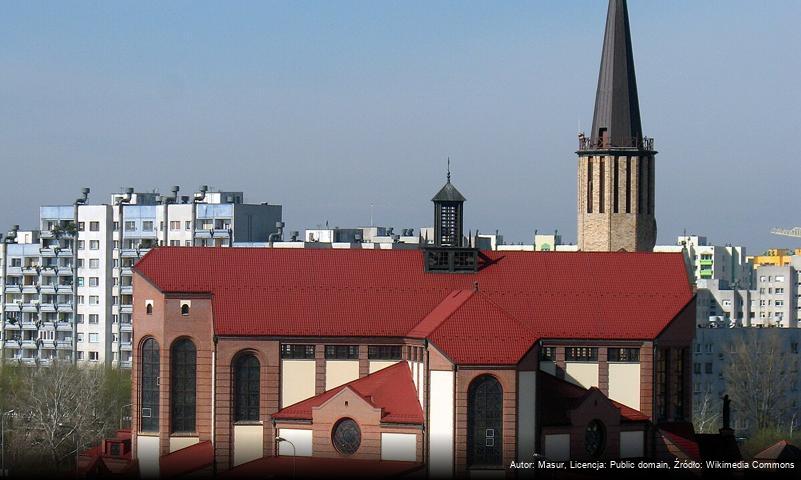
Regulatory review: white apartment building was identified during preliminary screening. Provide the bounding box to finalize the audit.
[1,187,282,368]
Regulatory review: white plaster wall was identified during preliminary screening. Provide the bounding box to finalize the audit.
[136,435,160,479]
[281,360,316,407]
[620,431,644,458]
[517,372,537,459]
[169,436,199,453]
[565,362,599,389]
[544,434,570,461]
[608,363,641,410]
[380,433,417,461]
[278,428,313,457]
[325,360,359,390]
[429,370,454,477]
[233,424,264,466]
[369,360,399,374]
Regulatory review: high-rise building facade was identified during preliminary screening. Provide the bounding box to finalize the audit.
[1,187,282,368]
[577,0,656,252]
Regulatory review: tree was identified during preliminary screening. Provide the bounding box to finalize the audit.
[2,364,130,475]
[723,335,795,433]
[692,383,721,434]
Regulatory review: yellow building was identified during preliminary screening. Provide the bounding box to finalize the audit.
[748,248,801,267]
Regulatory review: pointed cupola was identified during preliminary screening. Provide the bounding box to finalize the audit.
[432,163,466,248]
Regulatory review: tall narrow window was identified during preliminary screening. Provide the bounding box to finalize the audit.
[171,339,196,433]
[140,338,160,432]
[587,159,594,213]
[638,157,645,214]
[613,157,619,213]
[625,157,632,213]
[467,375,503,466]
[234,354,260,422]
[599,158,605,213]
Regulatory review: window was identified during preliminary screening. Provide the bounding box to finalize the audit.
[77,222,85,231]
[332,418,361,456]
[77,277,85,287]
[142,221,154,231]
[607,348,640,362]
[124,221,135,232]
[89,351,99,361]
[171,339,196,433]
[180,303,190,315]
[170,221,181,231]
[792,343,799,354]
[185,241,191,246]
[89,296,100,305]
[325,345,358,359]
[89,240,100,250]
[89,333,99,343]
[141,338,160,432]
[113,221,119,231]
[89,259,100,269]
[705,362,713,374]
[280,344,315,359]
[585,420,606,458]
[76,333,84,343]
[146,304,153,315]
[78,240,85,250]
[89,314,99,324]
[540,346,555,361]
[234,354,260,422]
[776,288,785,294]
[77,351,84,361]
[705,343,713,353]
[77,296,85,305]
[76,314,84,324]
[776,275,785,282]
[693,362,701,374]
[170,240,181,246]
[185,221,191,230]
[566,347,598,362]
[89,277,99,287]
[367,345,402,360]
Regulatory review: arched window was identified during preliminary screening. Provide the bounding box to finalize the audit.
[171,339,196,433]
[146,303,153,315]
[180,303,190,316]
[234,354,260,422]
[332,418,361,456]
[467,375,503,466]
[140,338,160,432]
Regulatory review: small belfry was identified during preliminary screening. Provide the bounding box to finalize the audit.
[432,159,466,247]
[576,0,657,252]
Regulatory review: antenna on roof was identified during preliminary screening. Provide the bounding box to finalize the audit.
[447,157,451,183]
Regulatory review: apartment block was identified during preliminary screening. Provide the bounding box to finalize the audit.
[0,187,282,368]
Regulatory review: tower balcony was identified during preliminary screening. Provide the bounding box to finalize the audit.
[577,135,655,153]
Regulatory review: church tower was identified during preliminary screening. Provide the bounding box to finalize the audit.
[432,163,466,247]
[577,0,656,252]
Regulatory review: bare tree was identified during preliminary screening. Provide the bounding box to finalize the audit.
[3,364,130,475]
[692,384,721,433]
[723,335,793,432]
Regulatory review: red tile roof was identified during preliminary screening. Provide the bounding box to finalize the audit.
[134,248,693,364]
[658,422,701,461]
[272,361,424,424]
[539,372,649,425]
[220,455,423,479]
[159,440,214,478]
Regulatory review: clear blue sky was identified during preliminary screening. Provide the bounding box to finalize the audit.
[2,1,800,252]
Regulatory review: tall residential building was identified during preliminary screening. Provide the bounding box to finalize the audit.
[1,187,282,368]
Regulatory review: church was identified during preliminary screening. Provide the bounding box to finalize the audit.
[124,1,700,478]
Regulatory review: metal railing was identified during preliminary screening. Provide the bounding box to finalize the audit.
[577,135,654,151]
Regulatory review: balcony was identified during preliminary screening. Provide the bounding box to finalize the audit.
[56,340,72,350]
[56,322,72,332]
[4,284,22,294]
[21,285,39,295]
[3,340,21,349]
[57,268,74,276]
[39,358,53,367]
[56,284,73,294]
[21,340,37,350]
[120,342,132,352]
[6,266,23,275]
[699,259,714,267]
[21,303,39,313]
[120,285,133,295]
[699,270,714,278]
[120,322,133,333]
[39,284,57,294]
[119,360,132,369]
[40,303,57,313]
[4,303,21,312]
[41,340,56,350]
[57,303,73,313]
[120,249,142,258]
[20,357,36,366]
[2,321,21,331]
[21,322,38,331]
[22,266,40,275]
[195,228,231,239]
[119,304,133,314]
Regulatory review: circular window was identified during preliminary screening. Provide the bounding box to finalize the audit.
[585,420,606,457]
[332,418,361,456]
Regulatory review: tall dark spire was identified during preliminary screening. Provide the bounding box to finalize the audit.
[591,0,642,148]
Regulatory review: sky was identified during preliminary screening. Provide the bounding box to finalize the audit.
[2,0,800,253]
